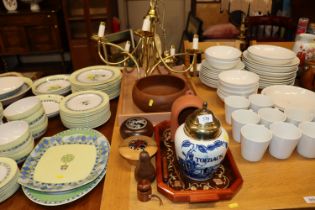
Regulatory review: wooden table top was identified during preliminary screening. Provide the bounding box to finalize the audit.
[0,98,118,210]
[100,77,315,210]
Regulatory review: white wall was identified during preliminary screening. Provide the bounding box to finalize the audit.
[118,0,190,51]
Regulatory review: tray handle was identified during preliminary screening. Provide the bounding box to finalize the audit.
[189,194,220,203]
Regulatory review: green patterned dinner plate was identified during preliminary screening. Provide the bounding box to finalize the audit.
[70,65,122,86]
[22,168,105,206]
[19,128,110,192]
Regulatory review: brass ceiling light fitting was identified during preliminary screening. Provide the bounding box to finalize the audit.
[91,0,199,78]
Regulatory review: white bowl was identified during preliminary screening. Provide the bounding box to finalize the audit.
[0,120,30,150]
[3,96,42,120]
[247,45,296,62]
[218,70,259,87]
[0,77,24,99]
[206,57,241,70]
[205,45,242,61]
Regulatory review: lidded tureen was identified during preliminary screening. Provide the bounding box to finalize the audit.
[174,102,229,181]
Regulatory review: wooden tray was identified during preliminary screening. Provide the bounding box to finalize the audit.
[154,120,243,203]
[118,68,195,126]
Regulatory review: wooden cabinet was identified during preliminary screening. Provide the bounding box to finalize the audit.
[0,10,65,56]
[62,0,117,70]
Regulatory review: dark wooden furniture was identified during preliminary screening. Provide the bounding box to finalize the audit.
[245,15,297,42]
[0,8,66,72]
[62,0,117,71]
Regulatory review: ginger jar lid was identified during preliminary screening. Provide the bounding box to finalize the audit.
[183,102,221,140]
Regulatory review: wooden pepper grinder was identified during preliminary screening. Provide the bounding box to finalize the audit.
[135,150,156,182]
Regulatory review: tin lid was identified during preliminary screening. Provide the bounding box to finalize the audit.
[183,102,221,140]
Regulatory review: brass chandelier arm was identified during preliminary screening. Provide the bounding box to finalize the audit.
[97,40,142,79]
[147,52,196,75]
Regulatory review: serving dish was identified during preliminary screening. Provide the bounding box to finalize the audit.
[261,85,315,113]
[19,128,110,192]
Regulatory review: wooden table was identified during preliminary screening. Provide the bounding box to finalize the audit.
[100,77,315,210]
[0,98,118,210]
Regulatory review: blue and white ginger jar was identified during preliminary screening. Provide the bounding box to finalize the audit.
[174,102,229,181]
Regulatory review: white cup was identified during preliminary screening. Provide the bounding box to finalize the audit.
[224,95,250,125]
[284,108,314,126]
[258,107,286,128]
[297,122,315,158]
[269,121,302,159]
[231,109,260,143]
[241,124,272,162]
[248,94,274,112]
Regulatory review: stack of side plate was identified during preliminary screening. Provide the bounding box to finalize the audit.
[70,65,122,100]
[243,45,299,89]
[19,128,110,206]
[0,121,34,163]
[3,96,48,139]
[0,157,20,203]
[217,70,259,101]
[199,60,245,88]
[37,94,64,119]
[0,77,33,106]
[32,75,71,96]
[60,90,111,129]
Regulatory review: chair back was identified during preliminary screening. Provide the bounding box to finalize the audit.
[246,15,297,42]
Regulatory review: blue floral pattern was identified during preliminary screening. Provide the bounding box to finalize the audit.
[178,139,228,181]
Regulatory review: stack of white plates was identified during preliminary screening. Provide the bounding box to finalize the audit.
[70,65,122,100]
[199,59,245,88]
[60,90,111,129]
[32,75,71,96]
[19,128,110,206]
[3,96,48,139]
[0,121,34,163]
[0,157,20,203]
[217,70,259,101]
[243,45,299,89]
[37,94,64,119]
[0,77,33,106]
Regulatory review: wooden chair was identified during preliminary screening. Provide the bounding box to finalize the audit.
[245,15,297,42]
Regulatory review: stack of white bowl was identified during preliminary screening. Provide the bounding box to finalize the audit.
[3,96,48,139]
[60,90,111,128]
[0,157,20,202]
[0,121,34,163]
[243,45,299,89]
[200,46,243,88]
[217,70,259,101]
[70,65,122,100]
[32,74,71,96]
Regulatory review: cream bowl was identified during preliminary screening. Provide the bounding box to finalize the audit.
[206,57,241,70]
[218,70,259,87]
[3,96,42,121]
[0,76,24,99]
[205,45,242,61]
[0,120,30,150]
